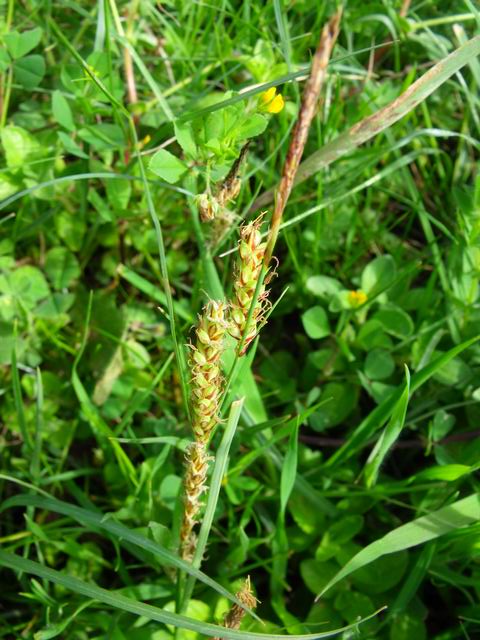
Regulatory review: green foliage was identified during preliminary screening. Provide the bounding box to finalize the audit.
[1,2,480,640]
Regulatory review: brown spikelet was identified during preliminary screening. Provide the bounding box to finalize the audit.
[216,141,250,209]
[196,192,220,222]
[229,215,274,355]
[212,577,258,640]
[189,300,227,443]
[180,441,211,561]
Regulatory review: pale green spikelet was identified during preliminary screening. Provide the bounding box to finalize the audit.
[229,215,274,355]
[180,441,211,561]
[189,300,227,443]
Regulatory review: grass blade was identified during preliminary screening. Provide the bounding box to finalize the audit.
[0,173,192,213]
[254,35,480,210]
[389,542,436,617]
[11,344,30,449]
[325,334,480,468]
[0,549,383,640]
[117,264,193,323]
[280,420,299,515]
[0,493,249,609]
[72,293,138,487]
[363,367,410,488]
[316,494,480,600]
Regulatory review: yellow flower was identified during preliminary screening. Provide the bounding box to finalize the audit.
[260,87,276,104]
[348,290,368,307]
[267,94,284,113]
[259,87,284,114]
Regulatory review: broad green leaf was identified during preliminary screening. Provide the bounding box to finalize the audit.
[165,600,210,640]
[301,559,340,597]
[77,124,125,151]
[13,54,45,89]
[0,549,380,639]
[306,275,342,298]
[4,28,43,59]
[372,306,414,338]
[301,306,330,339]
[45,247,81,289]
[57,132,89,159]
[432,352,472,387]
[106,178,132,210]
[55,210,86,252]
[36,292,74,318]
[0,173,18,199]
[364,367,410,487]
[1,125,41,168]
[316,515,364,562]
[316,493,480,598]
[334,591,376,628]
[52,90,75,131]
[390,614,427,640]
[309,382,357,431]
[364,348,395,380]
[237,113,268,140]
[0,48,10,72]
[348,549,408,594]
[430,409,455,441]
[174,121,197,158]
[289,490,325,534]
[361,255,396,295]
[1,265,50,308]
[149,149,188,184]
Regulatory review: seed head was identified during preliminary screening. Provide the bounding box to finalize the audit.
[189,300,228,442]
[196,192,220,222]
[217,177,241,208]
[212,576,258,639]
[180,441,211,561]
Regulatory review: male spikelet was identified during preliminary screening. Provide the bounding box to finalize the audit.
[189,300,227,443]
[230,215,274,355]
[212,576,258,640]
[180,441,211,560]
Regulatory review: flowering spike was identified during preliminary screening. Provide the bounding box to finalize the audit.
[180,442,211,561]
[229,215,274,355]
[189,300,228,443]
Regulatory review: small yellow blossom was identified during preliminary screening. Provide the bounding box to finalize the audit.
[259,87,284,114]
[348,290,368,307]
[260,87,276,104]
[267,94,284,113]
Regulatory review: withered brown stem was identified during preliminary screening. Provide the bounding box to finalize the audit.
[263,7,343,267]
